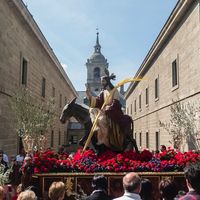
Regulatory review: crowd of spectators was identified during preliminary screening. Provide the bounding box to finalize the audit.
[0,146,200,200]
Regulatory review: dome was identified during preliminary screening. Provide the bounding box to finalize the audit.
[90,52,105,60]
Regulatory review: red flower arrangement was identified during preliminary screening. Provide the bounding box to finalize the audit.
[33,148,200,173]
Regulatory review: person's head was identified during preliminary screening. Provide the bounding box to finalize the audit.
[159,178,178,200]
[0,186,4,200]
[101,72,116,90]
[58,146,64,154]
[111,179,123,198]
[184,162,200,194]
[24,156,32,164]
[140,178,153,200]
[160,145,166,152]
[16,184,22,194]
[48,181,65,200]
[123,172,141,194]
[10,155,16,163]
[17,190,36,200]
[20,148,25,155]
[92,174,107,191]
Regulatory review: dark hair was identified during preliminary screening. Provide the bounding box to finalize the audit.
[159,178,178,200]
[101,73,116,90]
[92,175,107,190]
[184,162,200,194]
[140,178,153,200]
[160,145,166,150]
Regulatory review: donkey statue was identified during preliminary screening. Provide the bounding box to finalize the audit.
[60,98,138,154]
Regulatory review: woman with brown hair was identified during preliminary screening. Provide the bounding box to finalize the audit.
[159,178,178,200]
[17,190,36,200]
[48,181,65,200]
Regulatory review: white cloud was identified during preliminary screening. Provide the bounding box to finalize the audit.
[61,63,68,71]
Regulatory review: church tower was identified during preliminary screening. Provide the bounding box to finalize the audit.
[86,32,109,93]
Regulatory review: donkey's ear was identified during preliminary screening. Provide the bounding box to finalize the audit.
[70,97,77,104]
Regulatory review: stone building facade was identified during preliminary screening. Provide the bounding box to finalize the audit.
[0,0,77,156]
[125,0,200,151]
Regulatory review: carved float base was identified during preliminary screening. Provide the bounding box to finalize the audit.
[33,172,186,199]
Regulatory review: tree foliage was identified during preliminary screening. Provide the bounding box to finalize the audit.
[0,164,12,186]
[160,100,200,151]
[10,88,55,151]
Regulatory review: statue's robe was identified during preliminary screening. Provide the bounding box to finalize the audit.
[89,88,125,151]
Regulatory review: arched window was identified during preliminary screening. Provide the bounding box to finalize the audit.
[94,67,100,79]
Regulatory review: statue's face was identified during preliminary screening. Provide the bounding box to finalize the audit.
[101,78,108,89]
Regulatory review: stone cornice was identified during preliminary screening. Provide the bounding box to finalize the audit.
[11,0,78,97]
[125,0,194,99]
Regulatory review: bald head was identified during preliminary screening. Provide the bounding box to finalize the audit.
[123,172,141,193]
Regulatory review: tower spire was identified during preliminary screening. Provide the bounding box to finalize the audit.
[96,29,99,45]
[86,28,109,93]
[94,29,101,53]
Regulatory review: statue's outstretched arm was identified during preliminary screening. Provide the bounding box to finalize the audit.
[85,84,92,100]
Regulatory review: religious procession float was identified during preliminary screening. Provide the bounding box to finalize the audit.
[31,147,200,199]
[10,77,200,199]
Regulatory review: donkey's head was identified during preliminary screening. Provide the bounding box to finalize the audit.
[60,98,76,124]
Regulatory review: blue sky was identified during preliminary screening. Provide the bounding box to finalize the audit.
[23,0,177,91]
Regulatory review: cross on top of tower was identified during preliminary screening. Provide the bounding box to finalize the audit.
[95,29,101,53]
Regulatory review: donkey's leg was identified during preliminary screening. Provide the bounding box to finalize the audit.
[124,135,139,153]
[94,143,109,156]
[79,132,88,146]
[132,138,139,153]
[79,121,92,146]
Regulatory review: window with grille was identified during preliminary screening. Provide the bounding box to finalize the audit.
[59,94,62,108]
[130,103,133,115]
[146,87,149,105]
[94,67,100,79]
[139,132,142,147]
[146,132,149,148]
[70,135,78,144]
[139,94,142,109]
[21,58,28,86]
[155,78,159,99]
[172,59,178,87]
[41,77,46,98]
[134,99,137,113]
[51,130,54,147]
[155,131,160,151]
